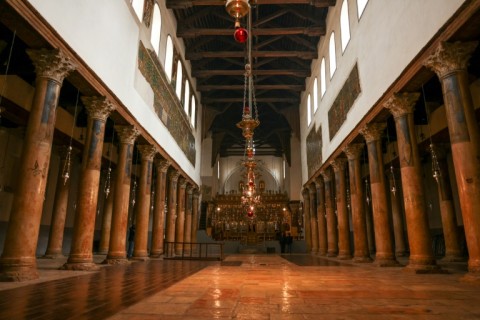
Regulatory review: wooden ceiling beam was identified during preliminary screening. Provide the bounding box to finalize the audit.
[193,69,310,77]
[203,97,299,104]
[177,26,325,38]
[167,0,336,9]
[187,50,317,60]
[197,84,305,91]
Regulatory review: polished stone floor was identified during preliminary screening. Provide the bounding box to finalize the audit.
[0,254,479,319]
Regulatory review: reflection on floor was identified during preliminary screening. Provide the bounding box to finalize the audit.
[0,254,479,319]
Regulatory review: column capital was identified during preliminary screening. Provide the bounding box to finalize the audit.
[193,188,200,199]
[360,122,386,143]
[308,183,316,195]
[314,176,324,188]
[168,169,180,182]
[424,41,479,78]
[26,48,76,83]
[186,184,194,195]
[343,143,364,160]
[384,92,420,118]
[138,145,158,161]
[330,158,347,173]
[320,169,333,182]
[302,188,310,199]
[178,176,187,189]
[154,158,171,172]
[114,125,140,144]
[81,96,116,121]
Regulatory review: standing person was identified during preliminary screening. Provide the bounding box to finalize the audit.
[279,231,286,254]
[286,232,293,253]
[127,224,135,258]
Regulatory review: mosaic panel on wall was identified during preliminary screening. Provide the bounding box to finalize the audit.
[328,63,361,140]
[306,124,322,178]
[137,41,196,165]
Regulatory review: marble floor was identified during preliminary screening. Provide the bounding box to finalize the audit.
[0,254,479,319]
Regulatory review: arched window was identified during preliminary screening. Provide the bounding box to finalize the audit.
[191,97,196,127]
[357,0,368,18]
[320,58,326,97]
[175,62,183,99]
[184,80,190,113]
[313,78,318,113]
[150,4,161,55]
[131,0,144,22]
[340,0,350,52]
[329,32,337,78]
[164,35,174,81]
[307,94,312,126]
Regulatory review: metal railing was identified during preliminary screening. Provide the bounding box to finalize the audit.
[163,241,224,261]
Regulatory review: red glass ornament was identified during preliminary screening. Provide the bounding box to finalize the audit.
[234,27,248,43]
[244,104,250,114]
[247,210,254,217]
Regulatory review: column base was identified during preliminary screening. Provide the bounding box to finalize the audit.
[149,255,164,260]
[0,258,39,282]
[102,258,130,265]
[353,256,373,263]
[131,256,149,262]
[60,262,100,271]
[327,250,338,257]
[395,251,408,257]
[404,263,448,274]
[337,254,352,260]
[96,250,108,255]
[441,255,467,262]
[460,273,480,284]
[41,253,65,259]
[375,258,402,267]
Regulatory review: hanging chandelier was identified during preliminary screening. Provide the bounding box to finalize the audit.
[226,1,261,219]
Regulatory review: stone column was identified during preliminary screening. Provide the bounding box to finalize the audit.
[43,146,77,258]
[150,159,170,258]
[175,177,187,255]
[385,93,439,272]
[98,169,115,254]
[301,188,312,252]
[431,145,464,261]
[320,169,338,257]
[308,184,319,254]
[314,177,328,256]
[360,123,398,266]
[388,169,407,257]
[365,184,376,254]
[0,49,75,281]
[165,169,180,255]
[104,125,139,264]
[344,143,371,262]
[191,189,200,245]
[184,184,194,251]
[132,145,157,261]
[424,41,480,275]
[331,158,351,259]
[63,96,115,270]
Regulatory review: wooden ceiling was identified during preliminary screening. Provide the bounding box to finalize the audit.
[168,0,335,162]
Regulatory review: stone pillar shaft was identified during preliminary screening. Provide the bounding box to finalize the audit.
[331,159,351,259]
[321,170,338,257]
[150,159,170,257]
[105,126,139,263]
[424,41,480,273]
[0,49,75,281]
[184,185,194,251]
[302,188,312,252]
[315,177,328,256]
[44,147,75,258]
[385,93,437,271]
[132,145,157,260]
[344,144,371,262]
[165,170,180,255]
[360,123,397,266]
[98,170,115,254]
[309,184,319,254]
[388,170,407,257]
[175,177,187,254]
[191,189,200,245]
[65,97,115,270]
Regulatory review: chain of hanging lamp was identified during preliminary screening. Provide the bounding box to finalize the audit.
[226,0,260,219]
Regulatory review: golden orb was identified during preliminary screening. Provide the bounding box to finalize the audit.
[225,0,250,19]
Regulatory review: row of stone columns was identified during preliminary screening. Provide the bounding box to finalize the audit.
[302,40,480,277]
[0,48,200,281]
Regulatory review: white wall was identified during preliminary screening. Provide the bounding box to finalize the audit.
[300,0,466,184]
[27,0,203,184]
